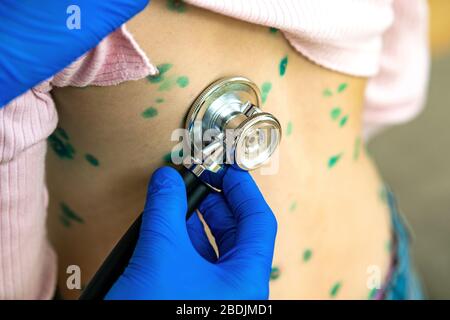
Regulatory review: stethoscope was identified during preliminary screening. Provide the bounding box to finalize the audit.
[80,77,282,300]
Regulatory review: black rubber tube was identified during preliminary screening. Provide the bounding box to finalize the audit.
[79,168,211,300]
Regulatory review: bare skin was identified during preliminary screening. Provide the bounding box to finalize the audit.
[48,0,391,299]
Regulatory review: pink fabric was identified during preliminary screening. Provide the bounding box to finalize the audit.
[0,26,155,299]
[0,0,429,299]
[185,0,429,138]
[364,0,429,137]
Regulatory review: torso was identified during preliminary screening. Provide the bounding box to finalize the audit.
[47,0,391,299]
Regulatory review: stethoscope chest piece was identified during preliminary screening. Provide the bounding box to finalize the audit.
[185,77,282,172]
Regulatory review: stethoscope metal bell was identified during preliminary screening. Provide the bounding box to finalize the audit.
[80,77,282,300]
[183,76,282,191]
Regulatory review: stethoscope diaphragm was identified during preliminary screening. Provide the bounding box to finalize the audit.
[184,76,282,181]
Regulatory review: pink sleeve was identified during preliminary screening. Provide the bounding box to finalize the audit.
[0,85,58,299]
[186,0,395,76]
[186,0,430,137]
[363,0,430,139]
[0,25,154,299]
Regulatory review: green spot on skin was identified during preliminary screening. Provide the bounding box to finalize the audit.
[156,63,173,74]
[353,136,361,160]
[156,98,164,103]
[330,281,342,298]
[303,249,313,262]
[66,144,75,155]
[56,127,69,140]
[85,154,100,167]
[159,76,177,91]
[279,55,288,76]
[328,153,342,168]
[48,134,76,159]
[147,74,164,84]
[323,88,333,97]
[368,288,378,300]
[59,214,71,228]
[163,148,184,164]
[286,121,293,136]
[337,83,348,93]
[339,115,349,127]
[167,0,187,13]
[379,185,388,204]
[147,63,173,83]
[261,82,272,104]
[385,239,392,253]
[330,107,342,120]
[157,63,173,74]
[269,27,279,34]
[163,152,172,163]
[289,201,297,212]
[176,76,189,88]
[270,267,280,280]
[61,203,84,224]
[142,107,158,118]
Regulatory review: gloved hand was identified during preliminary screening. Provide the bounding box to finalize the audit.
[105,166,277,300]
[0,0,149,107]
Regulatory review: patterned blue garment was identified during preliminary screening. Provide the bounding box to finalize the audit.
[382,189,424,300]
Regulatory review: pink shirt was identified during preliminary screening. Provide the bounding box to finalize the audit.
[0,0,429,299]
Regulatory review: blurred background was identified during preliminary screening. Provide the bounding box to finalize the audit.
[368,0,450,299]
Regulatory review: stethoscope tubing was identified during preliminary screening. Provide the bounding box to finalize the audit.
[79,167,211,300]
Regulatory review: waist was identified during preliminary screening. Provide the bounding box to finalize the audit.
[46,124,392,298]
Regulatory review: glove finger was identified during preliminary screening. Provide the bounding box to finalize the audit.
[198,192,237,257]
[186,211,218,263]
[221,167,277,264]
[140,166,189,244]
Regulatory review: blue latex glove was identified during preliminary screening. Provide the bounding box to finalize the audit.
[0,0,148,107]
[106,166,277,300]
